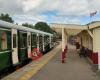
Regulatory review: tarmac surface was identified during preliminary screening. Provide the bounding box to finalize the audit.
[2,43,62,80]
[2,43,100,80]
[30,45,100,80]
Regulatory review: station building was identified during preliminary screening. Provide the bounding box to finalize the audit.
[50,21,100,70]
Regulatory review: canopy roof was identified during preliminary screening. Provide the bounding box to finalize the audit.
[50,23,87,35]
[50,21,100,35]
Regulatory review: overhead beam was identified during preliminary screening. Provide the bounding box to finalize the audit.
[87,29,93,38]
[86,26,93,38]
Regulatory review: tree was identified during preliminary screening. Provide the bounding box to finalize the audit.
[34,22,54,33]
[0,13,14,23]
[22,23,34,28]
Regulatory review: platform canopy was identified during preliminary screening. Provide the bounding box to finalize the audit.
[50,23,87,35]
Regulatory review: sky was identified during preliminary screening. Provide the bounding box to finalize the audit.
[0,0,100,25]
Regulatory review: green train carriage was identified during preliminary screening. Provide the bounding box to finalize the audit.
[0,20,53,74]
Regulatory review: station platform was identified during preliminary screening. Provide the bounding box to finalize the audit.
[2,43,100,80]
[30,45,100,80]
[2,43,61,80]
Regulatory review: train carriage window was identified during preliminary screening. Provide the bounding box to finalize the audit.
[20,34,23,48]
[23,37,27,47]
[32,34,37,48]
[13,34,17,48]
[39,35,43,51]
[44,36,49,46]
[1,32,7,50]
[22,33,27,48]
[19,33,27,48]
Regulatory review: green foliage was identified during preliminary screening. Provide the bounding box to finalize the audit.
[0,13,14,23]
[22,23,34,28]
[34,22,54,33]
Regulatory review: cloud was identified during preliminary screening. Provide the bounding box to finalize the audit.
[0,0,24,15]
[12,14,81,25]
[0,0,100,16]
[0,0,100,24]
[87,0,100,12]
[57,0,89,16]
[22,0,90,16]
[47,15,80,24]
[12,14,48,25]
[22,0,43,12]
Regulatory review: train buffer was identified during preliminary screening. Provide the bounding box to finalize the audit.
[2,43,100,80]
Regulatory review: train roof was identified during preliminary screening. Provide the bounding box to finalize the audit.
[0,20,53,36]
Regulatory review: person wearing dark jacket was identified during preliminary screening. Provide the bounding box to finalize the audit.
[75,42,80,54]
[79,46,86,57]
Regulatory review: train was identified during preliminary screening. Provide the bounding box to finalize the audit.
[0,20,55,74]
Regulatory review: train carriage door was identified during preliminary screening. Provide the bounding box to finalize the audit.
[27,32,31,58]
[12,29,19,64]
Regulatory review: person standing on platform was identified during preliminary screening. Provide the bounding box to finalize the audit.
[75,42,80,54]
